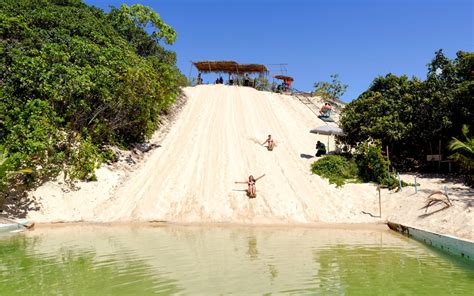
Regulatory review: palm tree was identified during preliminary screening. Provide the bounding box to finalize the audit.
[448,125,474,181]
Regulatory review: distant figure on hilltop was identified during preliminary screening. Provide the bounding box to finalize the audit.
[197,73,203,85]
[261,135,276,151]
[235,174,265,198]
[244,73,250,86]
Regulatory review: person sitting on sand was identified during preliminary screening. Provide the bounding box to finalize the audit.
[261,135,276,151]
[319,103,332,116]
[315,141,326,157]
[235,174,265,198]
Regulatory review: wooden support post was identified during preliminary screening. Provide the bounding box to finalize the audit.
[397,172,403,191]
[378,185,382,217]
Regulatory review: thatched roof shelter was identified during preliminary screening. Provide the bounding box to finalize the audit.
[237,64,267,73]
[193,61,238,73]
[273,75,294,82]
[193,61,267,74]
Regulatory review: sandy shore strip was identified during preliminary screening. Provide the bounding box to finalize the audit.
[26,85,473,240]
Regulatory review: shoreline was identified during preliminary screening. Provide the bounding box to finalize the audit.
[30,220,389,231]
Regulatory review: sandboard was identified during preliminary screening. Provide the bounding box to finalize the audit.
[247,191,257,198]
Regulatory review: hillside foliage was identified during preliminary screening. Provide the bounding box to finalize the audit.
[340,50,473,176]
[0,0,185,200]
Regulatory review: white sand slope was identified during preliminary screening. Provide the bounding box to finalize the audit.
[28,85,473,239]
[92,85,355,223]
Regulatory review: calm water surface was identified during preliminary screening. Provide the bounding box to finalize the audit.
[0,224,473,295]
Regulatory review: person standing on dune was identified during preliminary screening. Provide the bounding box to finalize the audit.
[261,135,276,151]
[235,174,265,198]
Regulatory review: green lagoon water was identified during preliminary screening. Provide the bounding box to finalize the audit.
[0,224,473,295]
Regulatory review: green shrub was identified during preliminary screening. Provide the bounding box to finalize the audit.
[100,148,117,164]
[310,141,407,190]
[66,136,100,181]
[354,141,390,184]
[311,155,358,187]
[2,99,65,187]
[354,140,402,189]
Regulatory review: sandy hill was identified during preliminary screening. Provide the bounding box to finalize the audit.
[28,85,473,239]
[97,85,357,223]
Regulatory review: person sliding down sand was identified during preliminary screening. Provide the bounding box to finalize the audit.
[235,174,265,198]
[261,135,276,151]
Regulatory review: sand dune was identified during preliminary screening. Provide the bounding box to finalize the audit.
[93,85,348,223]
[28,85,473,239]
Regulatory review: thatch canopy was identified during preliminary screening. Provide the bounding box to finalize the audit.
[237,64,267,73]
[273,75,294,81]
[193,61,238,73]
[193,61,267,74]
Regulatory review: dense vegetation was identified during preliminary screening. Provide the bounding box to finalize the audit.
[311,141,403,189]
[340,50,473,178]
[312,51,473,187]
[0,0,186,202]
[311,155,358,187]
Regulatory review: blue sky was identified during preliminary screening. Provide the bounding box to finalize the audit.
[84,0,473,102]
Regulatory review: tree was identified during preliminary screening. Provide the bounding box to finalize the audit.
[313,74,348,101]
[339,74,415,147]
[339,50,473,171]
[109,4,177,46]
[0,0,184,200]
[448,125,474,177]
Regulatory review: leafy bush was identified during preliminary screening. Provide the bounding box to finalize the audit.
[66,136,100,181]
[354,141,390,184]
[354,140,402,189]
[311,145,407,190]
[1,99,65,187]
[311,155,358,187]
